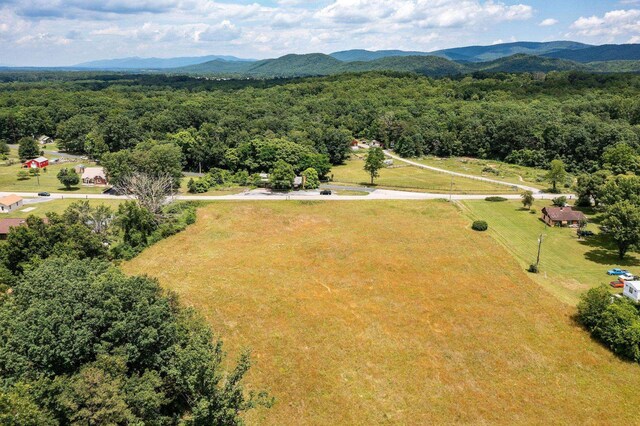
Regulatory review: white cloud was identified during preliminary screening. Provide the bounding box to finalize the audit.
[539,18,558,26]
[571,9,640,38]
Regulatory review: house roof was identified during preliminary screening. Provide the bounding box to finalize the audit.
[37,135,51,141]
[0,218,27,235]
[542,206,586,222]
[30,156,48,163]
[0,194,23,206]
[82,167,106,180]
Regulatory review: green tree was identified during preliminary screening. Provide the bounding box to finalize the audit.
[56,115,96,154]
[301,167,320,189]
[0,258,268,424]
[17,137,39,161]
[545,159,568,192]
[602,201,640,259]
[575,171,609,207]
[16,170,29,181]
[56,168,80,189]
[577,285,612,330]
[270,159,295,191]
[602,143,640,176]
[364,147,386,185]
[521,190,534,210]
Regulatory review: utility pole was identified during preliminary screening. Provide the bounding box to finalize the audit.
[535,233,545,270]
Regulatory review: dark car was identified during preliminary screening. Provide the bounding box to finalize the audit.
[578,230,594,237]
[320,189,332,195]
[37,192,50,197]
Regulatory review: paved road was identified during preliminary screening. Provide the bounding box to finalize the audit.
[0,189,572,202]
[383,150,541,193]
[8,144,85,160]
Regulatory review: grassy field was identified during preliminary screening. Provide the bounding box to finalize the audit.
[1,198,124,218]
[331,156,518,194]
[124,201,640,424]
[0,149,105,194]
[409,156,549,190]
[461,199,640,305]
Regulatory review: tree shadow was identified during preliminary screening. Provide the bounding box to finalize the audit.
[57,187,83,192]
[577,232,640,266]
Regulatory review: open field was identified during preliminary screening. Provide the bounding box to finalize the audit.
[461,199,640,305]
[409,156,549,190]
[0,198,124,218]
[0,149,105,194]
[331,156,519,194]
[124,201,640,425]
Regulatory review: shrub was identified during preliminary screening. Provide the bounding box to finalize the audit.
[552,196,567,207]
[528,264,539,273]
[471,220,488,231]
[485,196,507,202]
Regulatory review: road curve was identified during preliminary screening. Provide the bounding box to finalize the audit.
[383,150,541,193]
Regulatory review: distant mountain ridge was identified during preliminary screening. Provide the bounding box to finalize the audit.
[75,55,254,70]
[177,53,590,78]
[542,44,640,62]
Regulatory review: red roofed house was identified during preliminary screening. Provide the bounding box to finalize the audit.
[541,206,587,228]
[23,156,48,169]
[0,218,28,239]
[0,194,23,214]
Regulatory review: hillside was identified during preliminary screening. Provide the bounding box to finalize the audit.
[473,54,586,73]
[177,53,587,77]
[544,44,640,62]
[433,41,590,62]
[330,49,433,62]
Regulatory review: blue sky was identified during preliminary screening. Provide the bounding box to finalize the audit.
[1,0,639,66]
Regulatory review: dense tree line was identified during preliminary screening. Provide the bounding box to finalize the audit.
[2,71,640,177]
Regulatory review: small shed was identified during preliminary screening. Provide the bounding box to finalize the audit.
[0,194,23,214]
[541,206,586,227]
[623,281,640,302]
[37,135,53,145]
[293,176,303,189]
[82,167,108,186]
[24,157,48,169]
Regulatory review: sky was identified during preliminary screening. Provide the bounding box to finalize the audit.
[1,0,640,66]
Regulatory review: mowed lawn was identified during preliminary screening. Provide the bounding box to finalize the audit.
[331,157,518,194]
[410,156,548,190]
[0,156,105,194]
[124,201,640,424]
[461,199,640,305]
[1,198,124,218]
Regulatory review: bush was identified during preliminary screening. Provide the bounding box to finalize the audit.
[485,196,507,202]
[471,220,488,231]
[528,264,539,273]
[552,196,568,207]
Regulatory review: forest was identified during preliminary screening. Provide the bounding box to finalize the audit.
[1,71,640,180]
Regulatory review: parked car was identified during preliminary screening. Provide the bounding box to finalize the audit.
[37,192,50,197]
[610,280,625,288]
[619,273,636,281]
[320,190,332,195]
[578,230,594,237]
[608,268,629,275]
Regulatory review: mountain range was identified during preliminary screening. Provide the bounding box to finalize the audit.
[4,41,640,77]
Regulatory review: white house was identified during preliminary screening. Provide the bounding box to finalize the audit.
[0,194,23,214]
[81,167,108,186]
[623,281,640,302]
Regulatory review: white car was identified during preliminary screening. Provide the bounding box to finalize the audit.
[619,273,636,281]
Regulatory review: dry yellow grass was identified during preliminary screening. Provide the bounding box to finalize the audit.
[124,201,640,424]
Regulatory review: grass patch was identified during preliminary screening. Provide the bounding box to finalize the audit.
[411,156,548,189]
[1,198,124,218]
[0,150,104,194]
[331,157,519,194]
[461,199,640,305]
[124,201,640,424]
